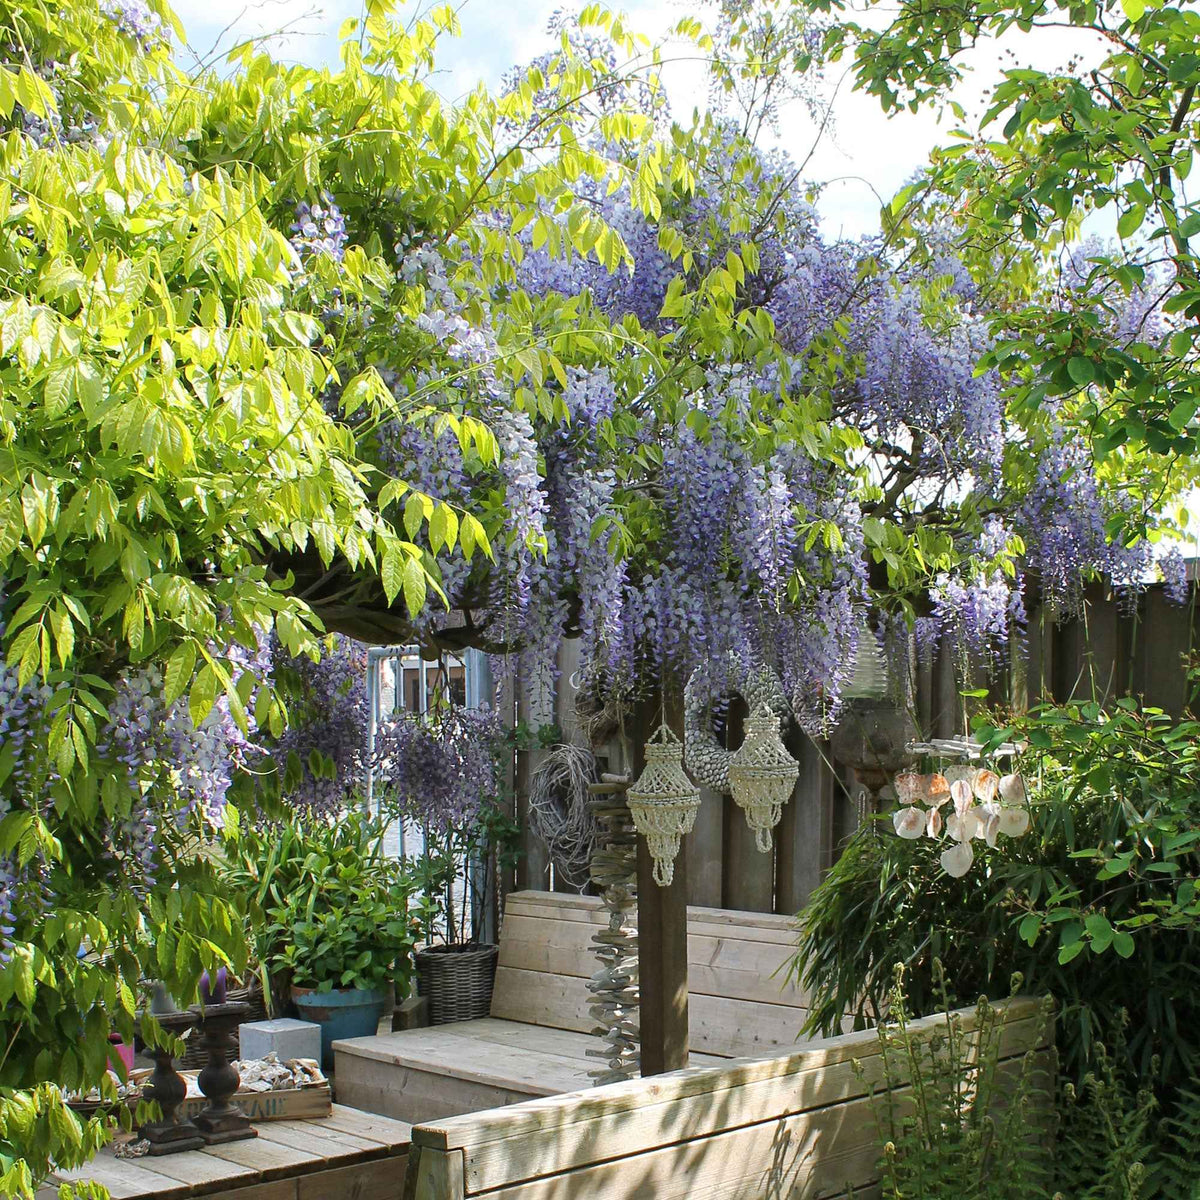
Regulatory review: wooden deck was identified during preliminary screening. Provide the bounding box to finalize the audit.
[40,1105,411,1200]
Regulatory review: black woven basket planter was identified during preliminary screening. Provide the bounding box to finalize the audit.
[415,943,499,1025]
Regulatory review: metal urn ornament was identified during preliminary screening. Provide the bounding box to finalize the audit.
[728,704,799,851]
[627,724,701,887]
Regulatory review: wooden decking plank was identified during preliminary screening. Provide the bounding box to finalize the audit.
[203,1135,323,1177]
[320,1106,413,1149]
[257,1117,385,1157]
[50,1155,194,1199]
[46,1111,412,1200]
[410,1021,599,1068]
[119,1146,260,1190]
[334,1030,591,1093]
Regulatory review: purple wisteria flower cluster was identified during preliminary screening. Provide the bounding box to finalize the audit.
[291,193,348,262]
[0,864,15,964]
[931,569,1026,661]
[271,635,370,814]
[372,705,503,827]
[360,81,1190,725]
[1017,420,1154,616]
[0,597,53,959]
[102,0,162,44]
[99,638,266,887]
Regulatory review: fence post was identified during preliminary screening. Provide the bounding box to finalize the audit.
[633,691,689,1074]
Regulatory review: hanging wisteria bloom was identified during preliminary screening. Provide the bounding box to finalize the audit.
[103,0,162,44]
[270,635,370,814]
[291,193,348,261]
[372,706,503,828]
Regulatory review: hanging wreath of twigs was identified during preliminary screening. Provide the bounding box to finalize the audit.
[573,675,623,749]
[529,743,600,887]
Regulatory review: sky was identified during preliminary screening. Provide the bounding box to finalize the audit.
[171,0,1111,240]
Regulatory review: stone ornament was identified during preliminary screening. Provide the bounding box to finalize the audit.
[728,704,799,852]
[138,1009,204,1155]
[191,1001,256,1144]
[684,656,789,792]
[627,724,701,887]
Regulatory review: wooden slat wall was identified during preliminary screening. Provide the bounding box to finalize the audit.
[501,583,1198,920]
[404,997,1052,1200]
[489,891,808,1059]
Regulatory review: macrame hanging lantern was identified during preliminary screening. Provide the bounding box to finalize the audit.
[627,724,701,887]
[728,704,799,852]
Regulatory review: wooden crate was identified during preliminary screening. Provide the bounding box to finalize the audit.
[98,1069,334,1123]
[176,1080,332,1122]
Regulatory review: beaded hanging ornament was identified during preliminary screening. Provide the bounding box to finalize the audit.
[728,704,799,852]
[627,724,701,887]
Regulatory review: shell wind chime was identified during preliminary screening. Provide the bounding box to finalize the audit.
[627,724,701,887]
[729,704,800,852]
[893,736,1031,878]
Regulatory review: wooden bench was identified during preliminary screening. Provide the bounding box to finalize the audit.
[334,890,810,1125]
[401,997,1053,1200]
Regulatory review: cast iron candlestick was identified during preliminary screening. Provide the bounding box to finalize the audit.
[139,1009,205,1154]
[190,1001,256,1144]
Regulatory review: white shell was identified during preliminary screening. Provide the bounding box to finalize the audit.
[893,806,926,839]
[946,809,978,842]
[999,773,1027,805]
[940,840,974,877]
[972,769,1000,804]
[951,779,973,818]
[998,806,1030,838]
[978,802,1001,847]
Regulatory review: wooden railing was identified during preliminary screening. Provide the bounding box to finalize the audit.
[402,997,1053,1200]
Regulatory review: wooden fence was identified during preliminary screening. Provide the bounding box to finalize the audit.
[402,996,1053,1200]
[493,581,1199,922]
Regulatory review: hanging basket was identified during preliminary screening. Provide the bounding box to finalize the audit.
[415,943,499,1025]
[728,705,799,852]
[627,724,701,887]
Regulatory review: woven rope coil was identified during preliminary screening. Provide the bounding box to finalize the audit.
[728,705,799,852]
[627,724,700,887]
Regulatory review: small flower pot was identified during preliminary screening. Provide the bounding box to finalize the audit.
[107,1032,134,1077]
[291,985,390,1068]
[415,943,498,1025]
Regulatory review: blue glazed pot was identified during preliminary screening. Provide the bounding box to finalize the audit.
[291,985,389,1068]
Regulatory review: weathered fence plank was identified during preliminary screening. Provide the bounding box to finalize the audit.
[775,734,835,915]
[507,584,1194,919]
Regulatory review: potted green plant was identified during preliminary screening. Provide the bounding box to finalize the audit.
[226,810,416,1066]
[372,704,521,1025]
[407,822,492,1026]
